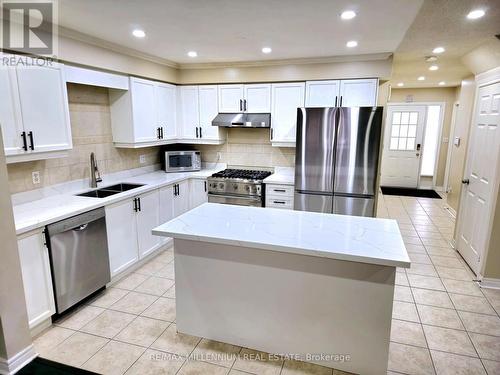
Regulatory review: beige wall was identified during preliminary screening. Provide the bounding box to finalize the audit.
[446,77,476,212]
[197,129,295,169]
[7,84,160,194]
[388,87,459,187]
[483,189,500,279]
[178,56,393,84]
[462,38,500,76]
[0,132,32,362]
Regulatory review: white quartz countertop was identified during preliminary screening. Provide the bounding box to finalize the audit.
[12,167,223,235]
[263,167,294,185]
[153,203,410,268]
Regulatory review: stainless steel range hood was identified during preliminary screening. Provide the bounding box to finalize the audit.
[212,113,271,128]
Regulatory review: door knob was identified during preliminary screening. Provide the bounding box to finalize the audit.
[462,179,470,185]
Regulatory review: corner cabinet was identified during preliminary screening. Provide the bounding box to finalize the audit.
[178,85,225,144]
[17,230,56,330]
[109,77,177,148]
[270,82,305,147]
[0,55,72,163]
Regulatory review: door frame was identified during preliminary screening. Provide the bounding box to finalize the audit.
[455,67,500,278]
[386,102,446,189]
[443,101,459,195]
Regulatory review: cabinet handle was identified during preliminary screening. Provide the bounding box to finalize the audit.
[204,181,207,192]
[335,96,338,107]
[339,96,343,107]
[28,131,34,150]
[273,189,286,193]
[270,128,273,140]
[137,197,141,211]
[157,127,160,139]
[239,99,243,112]
[199,127,202,138]
[273,201,286,204]
[196,127,199,138]
[133,198,138,212]
[161,127,164,139]
[21,132,28,151]
[244,99,247,112]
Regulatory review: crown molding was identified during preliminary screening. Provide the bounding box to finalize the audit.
[177,53,393,70]
[58,26,180,69]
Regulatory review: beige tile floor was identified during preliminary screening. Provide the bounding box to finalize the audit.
[32,194,500,375]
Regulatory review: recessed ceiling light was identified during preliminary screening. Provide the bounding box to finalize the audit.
[132,29,146,38]
[439,81,446,86]
[187,51,198,58]
[425,56,438,62]
[397,82,404,87]
[467,9,485,19]
[418,76,425,81]
[429,65,439,71]
[262,47,272,54]
[341,10,356,20]
[432,46,445,54]
[346,40,358,48]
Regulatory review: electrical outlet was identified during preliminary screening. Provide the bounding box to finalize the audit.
[32,171,41,184]
[139,154,146,164]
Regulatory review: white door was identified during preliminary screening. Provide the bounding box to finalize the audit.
[339,79,378,107]
[271,82,305,144]
[244,84,271,113]
[380,105,426,187]
[105,199,139,276]
[17,230,56,328]
[15,63,72,153]
[130,78,157,142]
[156,83,177,139]
[305,80,340,107]
[174,180,190,216]
[0,64,24,156]
[218,84,244,113]
[457,81,500,274]
[198,85,219,139]
[136,190,161,259]
[180,86,199,139]
[189,179,208,209]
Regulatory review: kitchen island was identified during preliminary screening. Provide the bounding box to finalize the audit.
[153,203,410,375]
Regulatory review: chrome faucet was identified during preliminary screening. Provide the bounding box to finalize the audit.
[90,152,102,188]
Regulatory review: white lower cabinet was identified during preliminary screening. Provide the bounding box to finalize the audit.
[174,180,190,216]
[17,230,56,329]
[190,179,208,209]
[136,190,161,259]
[105,190,160,277]
[265,184,295,210]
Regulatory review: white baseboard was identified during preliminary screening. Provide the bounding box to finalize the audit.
[444,205,456,218]
[0,344,37,375]
[479,277,500,290]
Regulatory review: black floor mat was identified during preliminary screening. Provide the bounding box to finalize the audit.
[17,357,100,375]
[380,186,442,199]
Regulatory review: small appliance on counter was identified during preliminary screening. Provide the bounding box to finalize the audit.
[207,168,272,207]
[164,150,201,173]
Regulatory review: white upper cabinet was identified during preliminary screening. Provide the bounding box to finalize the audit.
[198,85,220,140]
[244,84,271,113]
[130,78,157,143]
[179,86,200,139]
[156,83,177,139]
[218,84,244,112]
[110,77,177,147]
[0,56,72,162]
[218,84,271,113]
[271,82,305,146]
[305,80,340,107]
[339,79,378,107]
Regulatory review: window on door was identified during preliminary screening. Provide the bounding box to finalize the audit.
[420,105,442,177]
[389,111,419,151]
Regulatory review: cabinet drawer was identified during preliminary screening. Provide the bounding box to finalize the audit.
[266,184,294,197]
[266,197,294,210]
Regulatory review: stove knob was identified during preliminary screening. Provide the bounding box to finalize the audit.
[219,183,224,189]
[233,184,238,190]
[245,185,250,191]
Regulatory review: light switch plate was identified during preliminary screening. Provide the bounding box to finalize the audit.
[32,171,41,184]
[139,154,146,164]
[454,137,461,146]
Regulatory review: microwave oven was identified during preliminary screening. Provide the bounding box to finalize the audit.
[164,151,201,172]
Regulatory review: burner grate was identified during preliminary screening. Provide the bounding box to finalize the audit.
[211,169,272,180]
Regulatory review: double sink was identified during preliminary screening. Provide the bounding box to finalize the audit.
[76,183,145,198]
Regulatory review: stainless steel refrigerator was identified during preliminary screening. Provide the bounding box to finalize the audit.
[294,106,383,217]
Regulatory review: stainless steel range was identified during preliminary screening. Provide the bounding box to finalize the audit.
[207,169,272,207]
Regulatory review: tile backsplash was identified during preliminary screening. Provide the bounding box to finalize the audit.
[197,128,295,169]
[6,83,160,194]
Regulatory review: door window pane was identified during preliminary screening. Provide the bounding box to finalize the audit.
[391,125,400,137]
[389,111,419,151]
[398,138,407,150]
[408,125,417,137]
[390,137,399,150]
[401,112,410,124]
[393,112,401,124]
[409,112,418,124]
[407,138,416,150]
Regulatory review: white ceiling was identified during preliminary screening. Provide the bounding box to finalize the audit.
[57,0,423,65]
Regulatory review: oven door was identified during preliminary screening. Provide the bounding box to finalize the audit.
[208,194,263,207]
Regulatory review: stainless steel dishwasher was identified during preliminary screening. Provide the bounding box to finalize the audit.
[46,207,110,314]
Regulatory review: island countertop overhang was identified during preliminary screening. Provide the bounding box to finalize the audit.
[152,203,411,268]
